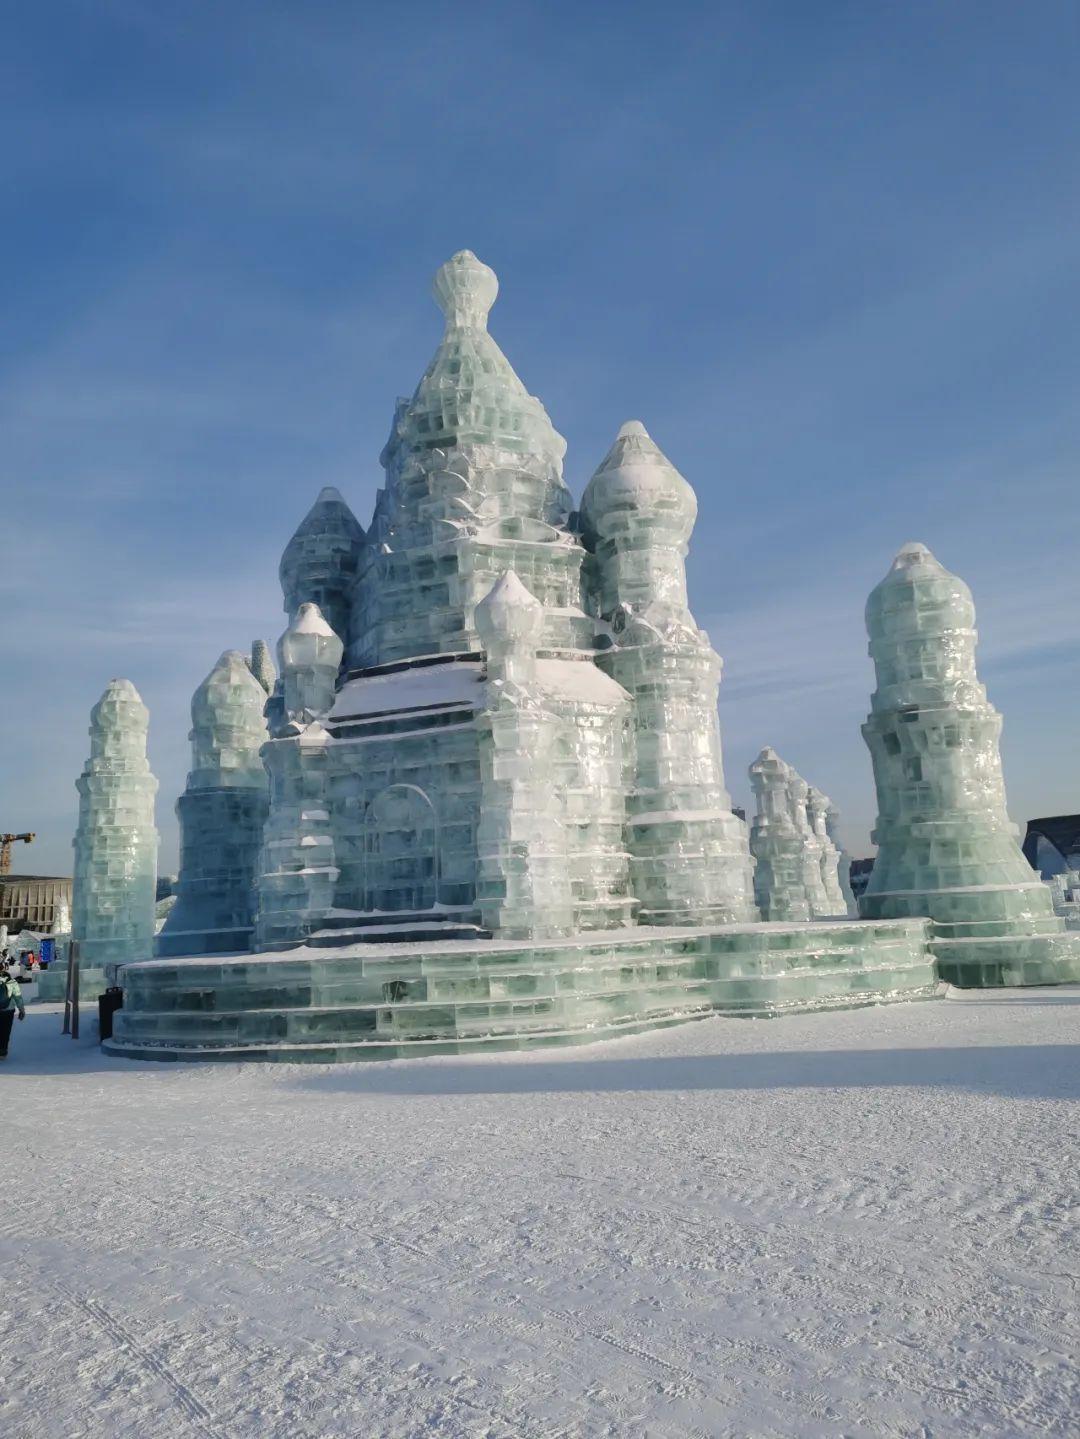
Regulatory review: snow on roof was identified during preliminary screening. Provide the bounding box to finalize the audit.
[331,661,484,720]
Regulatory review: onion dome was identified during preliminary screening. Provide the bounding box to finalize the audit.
[866,543,982,711]
[383,250,567,466]
[189,650,268,790]
[88,678,149,760]
[866,542,976,643]
[278,602,344,674]
[279,486,365,639]
[580,421,697,546]
[475,569,544,650]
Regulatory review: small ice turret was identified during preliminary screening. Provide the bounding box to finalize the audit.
[860,543,1080,985]
[72,679,159,974]
[475,571,575,940]
[157,651,270,957]
[279,602,344,724]
[582,422,756,926]
[279,486,364,641]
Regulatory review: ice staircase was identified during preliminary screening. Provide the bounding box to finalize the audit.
[103,918,939,1063]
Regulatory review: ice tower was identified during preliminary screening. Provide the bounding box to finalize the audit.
[859,543,1080,985]
[157,651,269,957]
[582,422,756,925]
[72,680,158,976]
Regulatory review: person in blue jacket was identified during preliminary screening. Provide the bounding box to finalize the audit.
[0,962,26,1058]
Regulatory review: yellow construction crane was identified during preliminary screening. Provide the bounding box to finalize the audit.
[0,833,35,875]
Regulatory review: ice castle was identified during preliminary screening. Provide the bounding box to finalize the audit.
[100,250,1074,1064]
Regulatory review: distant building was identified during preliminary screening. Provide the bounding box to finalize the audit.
[0,874,73,934]
[848,857,875,901]
[1022,816,1080,879]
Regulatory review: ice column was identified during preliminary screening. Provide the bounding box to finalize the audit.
[859,543,1080,985]
[582,422,757,926]
[280,486,365,640]
[157,651,270,957]
[254,604,343,950]
[72,680,159,972]
[475,572,575,940]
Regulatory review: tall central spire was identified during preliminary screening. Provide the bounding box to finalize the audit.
[349,251,580,669]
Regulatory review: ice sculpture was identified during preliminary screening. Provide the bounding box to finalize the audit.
[1046,872,1080,930]
[582,422,756,926]
[859,543,1080,985]
[156,651,270,957]
[749,751,850,920]
[72,679,158,971]
[105,253,952,1063]
[280,486,365,640]
[253,604,342,950]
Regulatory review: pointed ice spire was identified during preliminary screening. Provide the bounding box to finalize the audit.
[279,486,365,641]
[386,250,567,467]
[278,602,344,722]
[581,420,697,545]
[476,570,544,686]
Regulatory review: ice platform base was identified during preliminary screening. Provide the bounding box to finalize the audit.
[103,919,939,1063]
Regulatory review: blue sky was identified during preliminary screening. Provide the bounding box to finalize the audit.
[4,0,1080,875]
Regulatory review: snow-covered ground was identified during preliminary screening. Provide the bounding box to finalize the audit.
[3,990,1078,1438]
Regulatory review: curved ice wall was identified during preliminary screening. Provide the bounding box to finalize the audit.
[72,679,158,971]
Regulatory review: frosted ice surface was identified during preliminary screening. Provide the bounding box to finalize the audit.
[72,679,159,970]
[157,651,269,957]
[859,543,1080,985]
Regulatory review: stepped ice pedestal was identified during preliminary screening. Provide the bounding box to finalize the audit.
[156,651,270,957]
[858,544,1080,986]
[72,679,158,988]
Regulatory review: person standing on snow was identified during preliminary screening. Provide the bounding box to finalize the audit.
[0,964,26,1059]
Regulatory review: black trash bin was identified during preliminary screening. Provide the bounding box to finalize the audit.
[98,987,123,1042]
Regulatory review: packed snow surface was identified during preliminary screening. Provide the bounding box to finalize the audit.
[3,989,1078,1438]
